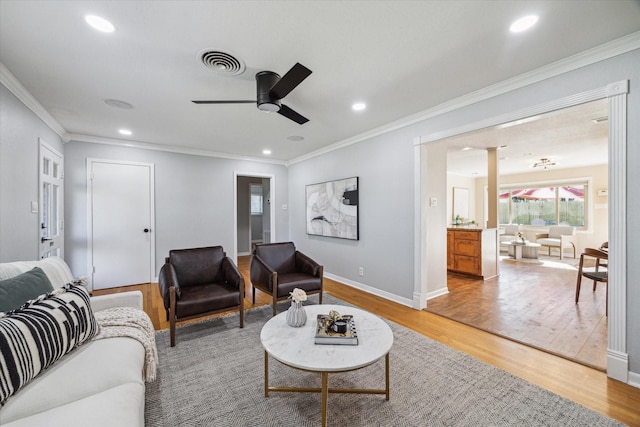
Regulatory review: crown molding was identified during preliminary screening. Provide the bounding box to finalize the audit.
[67,133,286,165]
[0,62,69,141]
[287,31,640,166]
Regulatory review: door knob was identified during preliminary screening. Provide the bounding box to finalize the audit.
[143,228,150,233]
[41,237,53,243]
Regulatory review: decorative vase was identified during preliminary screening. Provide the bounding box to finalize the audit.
[286,301,307,327]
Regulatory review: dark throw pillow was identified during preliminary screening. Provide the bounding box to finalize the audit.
[0,283,99,404]
[0,267,54,312]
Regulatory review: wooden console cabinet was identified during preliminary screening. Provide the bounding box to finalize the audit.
[447,228,498,279]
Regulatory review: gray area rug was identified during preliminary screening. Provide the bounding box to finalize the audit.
[145,296,623,426]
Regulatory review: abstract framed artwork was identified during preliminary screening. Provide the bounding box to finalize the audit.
[306,177,359,240]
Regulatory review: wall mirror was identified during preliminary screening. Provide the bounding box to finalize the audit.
[452,187,469,221]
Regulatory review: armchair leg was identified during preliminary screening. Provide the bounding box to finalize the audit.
[272,291,277,316]
[272,272,278,317]
[170,287,177,347]
[252,286,256,304]
[575,274,582,304]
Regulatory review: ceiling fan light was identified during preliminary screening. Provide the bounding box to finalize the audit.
[258,102,280,112]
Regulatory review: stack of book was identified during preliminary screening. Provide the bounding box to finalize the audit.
[314,314,358,345]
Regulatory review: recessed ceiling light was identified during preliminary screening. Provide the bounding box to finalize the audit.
[510,15,539,33]
[85,15,115,33]
[352,102,366,111]
[118,129,132,136]
[262,149,272,155]
[592,116,608,123]
[287,135,304,142]
[461,147,473,151]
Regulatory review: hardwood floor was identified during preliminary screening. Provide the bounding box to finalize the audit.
[427,254,608,370]
[94,256,640,426]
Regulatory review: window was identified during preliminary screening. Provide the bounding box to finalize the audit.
[250,185,263,215]
[499,183,587,228]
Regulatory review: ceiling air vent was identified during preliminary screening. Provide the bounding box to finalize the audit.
[198,49,245,76]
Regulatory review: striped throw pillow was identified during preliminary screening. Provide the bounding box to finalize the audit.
[0,283,99,404]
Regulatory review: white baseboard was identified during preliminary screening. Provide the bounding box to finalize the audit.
[324,272,414,308]
[628,370,640,389]
[238,251,251,256]
[425,287,449,301]
[607,348,629,383]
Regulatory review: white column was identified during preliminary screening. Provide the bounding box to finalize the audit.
[606,82,628,382]
[486,147,499,229]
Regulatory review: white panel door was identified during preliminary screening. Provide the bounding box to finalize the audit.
[89,160,154,290]
[39,141,64,259]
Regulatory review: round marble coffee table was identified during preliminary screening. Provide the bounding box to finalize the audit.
[260,304,394,427]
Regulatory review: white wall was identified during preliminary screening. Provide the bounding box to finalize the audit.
[0,84,64,261]
[288,130,417,304]
[63,140,288,277]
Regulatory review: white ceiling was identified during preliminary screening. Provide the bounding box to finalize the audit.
[1,1,639,168]
[445,98,609,177]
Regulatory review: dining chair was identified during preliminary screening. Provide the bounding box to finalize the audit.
[575,247,608,316]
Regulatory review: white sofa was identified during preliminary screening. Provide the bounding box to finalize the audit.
[0,257,147,427]
[535,225,577,259]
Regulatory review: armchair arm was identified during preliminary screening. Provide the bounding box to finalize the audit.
[250,254,274,291]
[222,257,244,290]
[560,234,576,247]
[535,233,549,240]
[91,291,143,312]
[295,251,321,277]
[158,262,181,310]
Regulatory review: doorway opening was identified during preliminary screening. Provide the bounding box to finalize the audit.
[415,81,629,381]
[234,173,275,260]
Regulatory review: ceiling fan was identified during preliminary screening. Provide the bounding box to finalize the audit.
[192,62,312,125]
[533,158,556,169]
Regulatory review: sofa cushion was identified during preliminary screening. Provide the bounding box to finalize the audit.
[0,267,53,312]
[0,382,145,427]
[0,337,145,424]
[0,257,74,289]
[0,284,99,404]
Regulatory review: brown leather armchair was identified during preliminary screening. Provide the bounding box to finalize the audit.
[159,246,244,346]
[250,242,323,316]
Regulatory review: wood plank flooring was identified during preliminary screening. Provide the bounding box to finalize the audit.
[426,254,607,370]
[93,255,640,426]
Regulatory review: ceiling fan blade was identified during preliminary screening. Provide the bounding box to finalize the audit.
[278,104,309,125]
[269,63,312,99]
[192,100,255,104]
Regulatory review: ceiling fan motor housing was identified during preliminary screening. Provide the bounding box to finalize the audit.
[256,71,281,112]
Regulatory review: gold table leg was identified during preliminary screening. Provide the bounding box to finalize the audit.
[321,372,328,427]
[264,351,269,397]
[264,352,391,425]
[385,353,390,400]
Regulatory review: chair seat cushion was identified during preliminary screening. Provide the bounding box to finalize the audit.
[277,273,321,298]
[176,282,240,318]
[583,271,607,282]
[536,238,567,247]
